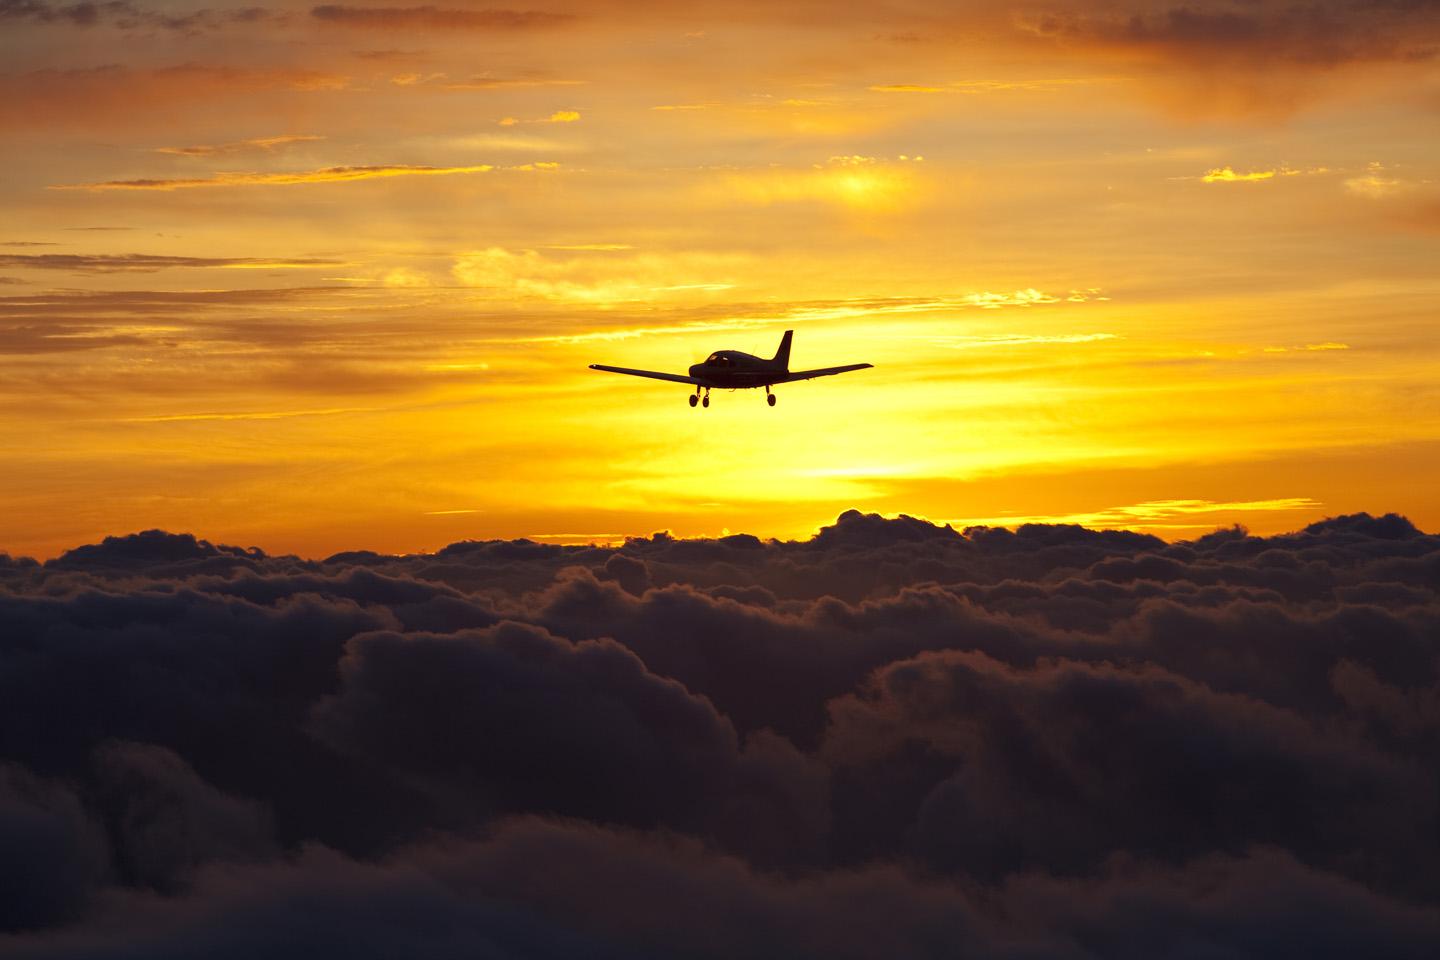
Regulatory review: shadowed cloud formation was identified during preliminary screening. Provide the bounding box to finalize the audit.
[310,4,574,31]
[0,510,1437,952]
[0,1,281,31]
[1018,0,1440,66]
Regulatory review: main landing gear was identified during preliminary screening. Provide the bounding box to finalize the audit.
[688,394,698,407]
[766,385,776,407]
[690,388,710,409]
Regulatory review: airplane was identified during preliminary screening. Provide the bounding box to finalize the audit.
[589,330,872,408]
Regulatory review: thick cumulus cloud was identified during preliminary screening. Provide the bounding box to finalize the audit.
[1,510,1438,953]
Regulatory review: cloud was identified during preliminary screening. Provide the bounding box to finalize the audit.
[1345,161,1410,198]
[0,323,148,354]
[0,254,340,273]
[452,246,740,303]
[1202,165,1292,183]
[870,79,1098,95]
[945,497,1324,532]
[0,1,282,32]
[154,136,325,158]
[310,5,573,31]
[498,110,579,126]
[0,511,1437,948]
[1007,2,1440,118]
[52,164,496,191]
[408,74,585,91]
[869,83,945,93]
[0,65,352,131]
[1180,165,1331,183]
[1015,1,1440,67]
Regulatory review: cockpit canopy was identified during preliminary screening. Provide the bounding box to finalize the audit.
[706,352,736,367]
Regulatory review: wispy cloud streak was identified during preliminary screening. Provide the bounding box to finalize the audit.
[53,164,498,191]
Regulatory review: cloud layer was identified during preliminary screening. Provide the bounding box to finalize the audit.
[1,510,1437,954]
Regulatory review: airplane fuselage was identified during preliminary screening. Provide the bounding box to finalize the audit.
[687,351,786,389]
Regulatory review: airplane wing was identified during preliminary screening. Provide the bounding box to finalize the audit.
[589,364,707,386]
[780,363,873,382]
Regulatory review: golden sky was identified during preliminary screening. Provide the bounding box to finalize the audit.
[2,0,1438,558]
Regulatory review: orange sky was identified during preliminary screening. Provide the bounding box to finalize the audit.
[2,0,1438,558]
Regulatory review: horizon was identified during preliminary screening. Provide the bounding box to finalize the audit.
[7,505,1431,564]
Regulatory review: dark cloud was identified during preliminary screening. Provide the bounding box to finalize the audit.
[0,511,1437,951]
[310,5,573,31]
[0,254,339,274]
[0,1,282,32]
[1019,0,1440,66]
[311,621,741,830]
[0,765,108,932]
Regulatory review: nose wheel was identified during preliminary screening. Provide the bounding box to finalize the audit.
[702,395,710,408]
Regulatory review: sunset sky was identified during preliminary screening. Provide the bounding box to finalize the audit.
[3,0,1438,558]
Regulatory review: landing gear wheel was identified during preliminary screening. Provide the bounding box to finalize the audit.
[688,394,698,407]
[767,393,776,407]
[702,396,710,408]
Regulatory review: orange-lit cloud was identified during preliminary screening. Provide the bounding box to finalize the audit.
[499,110,581,126]
[942,497,1324,532]
[53,164,499,191]
[155,135,326,157]
[870,78,1099,95]
[0,64,352,130]
[310,5,573,31]
[0,253,339,273]
[452,247,740,303]
[1201,167,1291,183]
[1344,162,1409,198]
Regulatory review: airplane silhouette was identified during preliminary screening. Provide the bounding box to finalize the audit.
[589,330,872,408]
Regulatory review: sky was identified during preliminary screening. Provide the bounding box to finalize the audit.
[2,0,1439,558]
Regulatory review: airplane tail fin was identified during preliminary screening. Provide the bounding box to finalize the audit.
[771,330,793,371]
